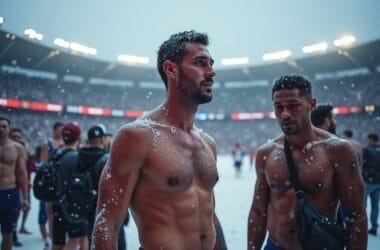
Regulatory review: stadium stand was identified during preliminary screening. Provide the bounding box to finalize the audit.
[1,29,380,153]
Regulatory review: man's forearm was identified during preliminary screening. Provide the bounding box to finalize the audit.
[91,229,116,250]
[346,213,367,250]
[247,214,267,250]
[17,171,28,200]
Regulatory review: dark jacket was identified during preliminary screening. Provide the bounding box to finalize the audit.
[362,144,380,184]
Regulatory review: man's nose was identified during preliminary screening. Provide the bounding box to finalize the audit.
[205,65,216,78]
[281,108,291,119]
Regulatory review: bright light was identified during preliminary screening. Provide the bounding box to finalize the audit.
[302,42,328,54]
[117,54,149,65]
[69,42,97,55]
[53,38,70,48]
[0,17,4,24]
[262,50,292,61]
[334,35,356,47]
[221,57,249,66]
[24,28,43,41]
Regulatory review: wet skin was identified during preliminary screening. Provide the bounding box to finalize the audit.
[92,42,220,250]
[247,89,367,250]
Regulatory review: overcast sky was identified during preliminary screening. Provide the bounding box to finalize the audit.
[1,0,379,68]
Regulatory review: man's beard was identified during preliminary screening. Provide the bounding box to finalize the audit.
[279,115,308,136]
[328,124,336,134]
[178,70,212,105]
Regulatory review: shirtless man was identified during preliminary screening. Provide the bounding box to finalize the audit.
[247,75,367,249]
[0,116,29,250]
[92,31,224,250]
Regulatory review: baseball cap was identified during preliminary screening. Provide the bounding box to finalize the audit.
[61,122,81,144]
[87,124,112,140]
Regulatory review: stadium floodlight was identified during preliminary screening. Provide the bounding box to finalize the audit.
[0,17,4,25]
[262,50,292,61]
[221,57,249,66]
[24,28,43,41]
[302,42,328,54]
[334,35,356,47]
[53,38,70,48]
[117,54,149,65]
[69,42,97,56]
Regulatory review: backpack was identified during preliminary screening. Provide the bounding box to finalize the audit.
[33,148,73,202]
[59,153,107,224]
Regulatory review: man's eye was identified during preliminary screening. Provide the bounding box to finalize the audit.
[195,60,203,65]
[275,105,282,110]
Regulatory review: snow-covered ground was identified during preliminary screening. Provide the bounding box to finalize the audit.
[11,155,380,249]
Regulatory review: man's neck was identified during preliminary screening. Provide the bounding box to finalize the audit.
[0,137,9,146]
[64,143,77,150]
[285,127,315,150]
[161,100,197,132]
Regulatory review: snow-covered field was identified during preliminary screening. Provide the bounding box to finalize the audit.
[11,155,380,249]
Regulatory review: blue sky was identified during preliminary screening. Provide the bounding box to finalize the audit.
[1,0,379,67]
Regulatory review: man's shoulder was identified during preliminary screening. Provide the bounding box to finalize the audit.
[59,149,78,165]
[117,119,157,138]
[257,135,282,154]
[195,127,216,145]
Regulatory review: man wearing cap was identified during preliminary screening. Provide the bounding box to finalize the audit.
[51,122,88,250]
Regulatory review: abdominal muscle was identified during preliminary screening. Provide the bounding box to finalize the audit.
[266,192,301,250]
[131,183,216,250]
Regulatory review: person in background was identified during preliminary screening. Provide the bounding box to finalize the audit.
[0,116,29,250]
[362,133,380,236]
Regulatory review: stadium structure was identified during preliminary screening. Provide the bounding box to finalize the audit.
[1,28,379,153]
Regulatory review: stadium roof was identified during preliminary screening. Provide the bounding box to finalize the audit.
[1,29,379,83]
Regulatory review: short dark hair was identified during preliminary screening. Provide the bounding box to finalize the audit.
[343,129,353,138]
[53,122,64,130]
[368,133,378,142]
[10,128,23,135]
[0,116,11,125]
[272,75,312,100]
[157,30,209,89]
[311,104,333,127]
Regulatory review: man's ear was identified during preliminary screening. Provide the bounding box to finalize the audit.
[310,98,317,109]
[163,60,178,82]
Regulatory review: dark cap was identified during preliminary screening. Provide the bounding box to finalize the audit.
[87,124,112,140]
[61,122,81,144]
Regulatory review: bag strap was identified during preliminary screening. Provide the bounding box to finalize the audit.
[49,147,73,163]
[283,137,304,199]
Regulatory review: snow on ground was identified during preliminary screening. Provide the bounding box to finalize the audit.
[11,155,380,249]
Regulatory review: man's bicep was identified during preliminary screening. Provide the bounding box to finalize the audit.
[251,150,270,211]
[334,145,365,215]
[16,145,27,175]
[96,126,149,226]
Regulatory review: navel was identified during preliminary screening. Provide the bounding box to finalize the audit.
[200,234,207,241]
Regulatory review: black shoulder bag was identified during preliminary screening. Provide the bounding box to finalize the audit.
[283,138,346,250]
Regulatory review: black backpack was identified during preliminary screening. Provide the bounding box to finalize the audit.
[59,154,107,224]
[33,148,73,202]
